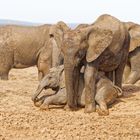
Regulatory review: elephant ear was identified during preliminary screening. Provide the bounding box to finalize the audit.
[86,28,113,62]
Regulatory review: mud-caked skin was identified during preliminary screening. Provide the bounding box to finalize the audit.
[33,65,122,116]
[0,21,70,80]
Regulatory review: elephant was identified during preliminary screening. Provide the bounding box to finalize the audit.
[0,21,70,80]
[75,24,89,30]
[62,14,130,113]
[32,65,122,116]
[123,22,140,84]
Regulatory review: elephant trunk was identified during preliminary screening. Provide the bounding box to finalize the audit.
[31,80,49,102]
[64,63,79,108]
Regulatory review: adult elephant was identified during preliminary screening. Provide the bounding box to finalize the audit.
[0,21,70,80]
[123,22,140,84]
[75,24,89,30]
[62,14,130,113]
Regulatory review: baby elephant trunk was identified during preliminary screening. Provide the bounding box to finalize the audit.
[32,79,49,102]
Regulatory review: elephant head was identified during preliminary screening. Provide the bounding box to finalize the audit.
[32,65,64,102]
[62,14,126,111]
[49,21,70,49]
[48,21,70,66]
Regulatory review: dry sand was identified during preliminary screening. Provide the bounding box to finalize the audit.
[0,67,140,140]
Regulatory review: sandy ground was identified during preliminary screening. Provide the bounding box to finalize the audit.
[0,67,140,140]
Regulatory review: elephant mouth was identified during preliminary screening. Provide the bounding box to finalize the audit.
[35,86,59,101]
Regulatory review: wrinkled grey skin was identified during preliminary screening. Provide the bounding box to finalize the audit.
[32,65,122,116]
[0,21,70,80]
[62,14,130,113]
[123,22,140,84]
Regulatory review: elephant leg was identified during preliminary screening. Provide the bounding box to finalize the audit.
[125,70,140,84]
[37,62,51,81]
[123,64,131,83]
[115,65,125,96]
[84,63,97,113]
[0,72,9,80]
[115,66,124,89]
[38,71,44,81]
[0,51,13,80]
[115,53,129,89]
[125,50,140,84]
[40,89,67,110]
[105,71,113,82]
[37,51,52,81]
[115,31,130,88]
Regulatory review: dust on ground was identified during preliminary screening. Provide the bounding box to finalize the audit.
[0,67,140,140]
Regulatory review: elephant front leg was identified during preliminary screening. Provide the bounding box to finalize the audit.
[0,72,9,80]
[115,57,127,96]
[38,71,43,81]
[84,63,97,113]
[105,71,113,82]
[37,59,51,81]
[123,63,131,84]
[125,70,140,84]
[115,67,124,90]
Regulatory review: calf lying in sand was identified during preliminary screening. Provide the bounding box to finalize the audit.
[32,65,122,115]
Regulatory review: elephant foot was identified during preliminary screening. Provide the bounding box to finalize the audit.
[0,75,8,80]
[84,103,96,113]
[96,105,109,116]
[64,104,78,111]
[40,104,49,111]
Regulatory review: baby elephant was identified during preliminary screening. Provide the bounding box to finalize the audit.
[32,65,122,115]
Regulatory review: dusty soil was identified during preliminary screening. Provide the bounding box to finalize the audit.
[0,67,140,140]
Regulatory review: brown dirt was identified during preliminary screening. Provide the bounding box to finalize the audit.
[0,67,140,140]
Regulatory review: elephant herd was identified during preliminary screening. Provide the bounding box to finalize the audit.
[1,14,140,115]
